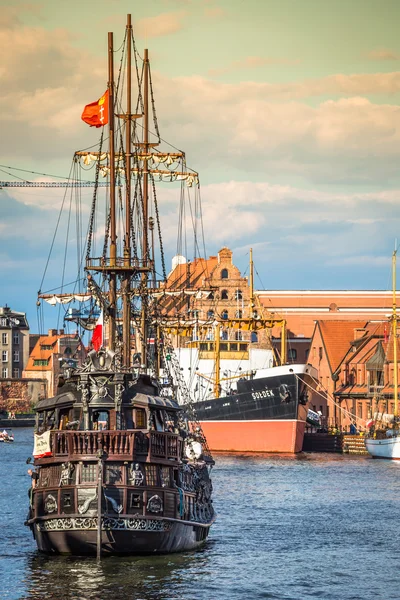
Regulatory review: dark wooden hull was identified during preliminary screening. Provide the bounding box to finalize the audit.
[30,515,212,555]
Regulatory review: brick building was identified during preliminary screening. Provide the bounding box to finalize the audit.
[163,247,272,350]
[0,305,30,378]
[23,329,86,397]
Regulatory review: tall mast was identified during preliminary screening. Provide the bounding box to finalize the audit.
[122,15,132,367]
[108,31,117,351]
[393,249,398,418]
[140,49,150,369]
[249,248,254,318]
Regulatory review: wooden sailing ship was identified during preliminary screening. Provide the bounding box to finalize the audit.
[25,15,215,556]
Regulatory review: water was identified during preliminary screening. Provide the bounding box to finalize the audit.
[1,429,400,600]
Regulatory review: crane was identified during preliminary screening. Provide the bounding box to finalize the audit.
[0,180,110,188]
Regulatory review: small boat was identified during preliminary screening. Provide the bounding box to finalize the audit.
[0,429,14,443]
[365,249,400,459]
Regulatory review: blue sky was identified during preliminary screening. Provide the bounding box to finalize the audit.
[1,0,400,330]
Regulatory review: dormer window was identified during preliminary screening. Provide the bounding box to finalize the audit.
[221,269,228,279]
[221,290,228,300]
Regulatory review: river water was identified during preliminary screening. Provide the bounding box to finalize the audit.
[1,428,400,600]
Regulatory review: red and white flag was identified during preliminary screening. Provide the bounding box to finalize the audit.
[81,90,109,128]
[91,311,104,351]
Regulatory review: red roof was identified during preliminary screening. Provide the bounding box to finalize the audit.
[317,320,368,373]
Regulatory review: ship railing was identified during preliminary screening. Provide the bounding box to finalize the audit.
[50,430,180,461]
[149,431,181,461]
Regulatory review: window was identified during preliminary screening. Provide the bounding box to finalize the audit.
[40,345,53,351]
[221,269,228,279]
[235,331,243,341]
[235,309,242,318]
[13,368,19,378]
[235,290,243,300]
[2,367,8,378]
[33,359,49,366]
[0,318,7,327]
[221,290,228,300]
[145,465,158,486]
[13,332,19,344]
[288,349,297,361]
[93,410,109,431]
[135,408,146,429]
[13,350,19,362]
[2,333,8,345]
[221,310,228,320]
[208,291,214,300]
[2,351,8,362]
[207,310,214,319]
[251,332,258,343]
[318,347,323,361]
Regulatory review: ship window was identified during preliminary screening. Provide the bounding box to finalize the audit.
[63,493,71,508]
[106,464,123,485]
[59,409,70,430]
[235,290,242,300]
[200,342,208,351]
[239,343,247,352]
[230,343,238,351]
[93,410,109,431]
[221,269,228,279]
[145,465,158,486]
[81,463,97,483]
[135,408,146,429]
[160,466,171,488]
[220,343,228,351]
[221,290,228,300]
[124,408,134,429]
[130,492,143,509]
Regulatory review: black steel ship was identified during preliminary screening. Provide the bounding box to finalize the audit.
[192,363,318,452]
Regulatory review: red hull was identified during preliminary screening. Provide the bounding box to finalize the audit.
[200,419,306,453]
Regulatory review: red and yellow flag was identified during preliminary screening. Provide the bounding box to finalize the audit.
[81,90,109,128]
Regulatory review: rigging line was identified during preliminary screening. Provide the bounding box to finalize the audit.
[0,164,80,181]
[299,373,367,429]
[38,160,75,294]
[58,185,74,330]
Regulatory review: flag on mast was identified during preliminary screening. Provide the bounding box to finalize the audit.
[81,90,109,128]
[91,311,104,351]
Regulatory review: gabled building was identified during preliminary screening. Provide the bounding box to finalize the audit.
[308,320,369,426]
[335,322,400,429]
[23,329,86,397]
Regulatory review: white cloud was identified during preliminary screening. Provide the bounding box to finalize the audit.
[135,11,187,38]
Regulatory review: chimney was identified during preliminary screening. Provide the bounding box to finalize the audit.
[48,328,57,336]
[59,329,64,335]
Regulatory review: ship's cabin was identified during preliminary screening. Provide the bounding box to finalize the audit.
[35,373,181,436]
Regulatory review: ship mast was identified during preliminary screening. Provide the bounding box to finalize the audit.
[140,48,150,369]
[393,249,398,418]
[108,31,117,352]
[122,15,133,367]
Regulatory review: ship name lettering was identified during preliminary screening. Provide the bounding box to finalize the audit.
[252,390,274,400]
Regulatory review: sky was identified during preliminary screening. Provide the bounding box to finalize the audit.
[1,0,400,331]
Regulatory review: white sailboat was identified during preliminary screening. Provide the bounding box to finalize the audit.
[366,249,400,459]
